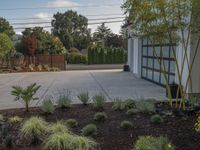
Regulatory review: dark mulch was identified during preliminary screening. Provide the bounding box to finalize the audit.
[0,103,200,150]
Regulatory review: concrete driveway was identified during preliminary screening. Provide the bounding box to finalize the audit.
[0,70,166,110]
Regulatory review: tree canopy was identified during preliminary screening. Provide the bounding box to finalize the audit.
[51,10,91,50]
[0,17,15,38]
[0,33,14,58]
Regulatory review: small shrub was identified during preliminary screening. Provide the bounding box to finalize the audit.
[0,114,4,121]
[43,132,97,150]
[120,120,133,129]
[11,83,41,112]
[44,65,50,71]
[29,64,35,71]
[135,100,155,114]
[8,116,23,124]
[124,99,136,109]
[133,136,174,150]
[126,109,139,116]
[57,91,72,108]
[20,116,48,143]
[40,98,55,114]
[81,124,97,137]
[94,112,108,122]
[50,122,70,134]
[50,67,60,72]
[112,98,125,111]
[37,64,43,71]
[77,92,90,105]
[64,119,78,128]
[93,94,106,109]
[150,114,163,124]
[195,115,200,132]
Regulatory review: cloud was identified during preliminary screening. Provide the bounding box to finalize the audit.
[47,0,79,8]
[34,12,51,20]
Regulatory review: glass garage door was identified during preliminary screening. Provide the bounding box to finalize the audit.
[141,38,176,86]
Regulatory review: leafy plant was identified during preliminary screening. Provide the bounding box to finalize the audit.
[81,124,97,137]
[0,114,4,121]
[44,65,50,72]
[150,114,164,125]
[126,109,139,116]
[133,136,174,150]
[50,122,70,134]
[112,98,125,111]
[8,116,23,124]
[29,64,35,71]
[120,120,133,129]
[11,83,41,112]
[77,92,90,105]
[37,64,43,71]
[195,115,200,132]
[57,90,72,108]
[20,116,48,144]
[92,94,106,109]
[124,99,136,109]
[94,112,108,122]
[135,100,155,114]
[40,98,55,114]
[64,119,78,128]
[43,132,97,150]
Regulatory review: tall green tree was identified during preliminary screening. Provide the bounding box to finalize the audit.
[0,17,15,38]
[0,33,14,58]
[51,10,91,50]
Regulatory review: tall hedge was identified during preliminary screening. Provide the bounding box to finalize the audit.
[88,47,127,64]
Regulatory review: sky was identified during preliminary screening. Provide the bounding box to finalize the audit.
[0,0,125,35]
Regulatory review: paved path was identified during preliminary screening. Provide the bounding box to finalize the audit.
[0,70,166,110]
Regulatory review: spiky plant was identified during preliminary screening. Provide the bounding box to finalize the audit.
[77,92,90,105]
[92,94,106,109]
[50,122,71,134]
[8,116,23,124]
[11,83,41,112]
[40,98,55,114]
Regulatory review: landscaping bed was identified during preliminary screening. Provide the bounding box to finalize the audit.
[0,102,200,150]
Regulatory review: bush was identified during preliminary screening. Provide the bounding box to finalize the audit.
[150,114,164,124]
[135,100,155,114]
[40,98,55,114]
[81,124,97,137]
[20,117,48,143]
[0,114,4,121]
[133,136,174,150]
[67,53,88,64]
[11,83,41,112]
[50,122,70,134]
[195,115,200,132]
[77,92,90,105]
[57,91,72,108]
[8,116,22,124]
[126,109,139,116]
[43,132,97,150]
[124,99,136,109]
[68,47,79,53]
[92,94,106,109]
[94,112,108,122]
[64,119,78,128]
[112,98,125,111]
[120,120,133,129]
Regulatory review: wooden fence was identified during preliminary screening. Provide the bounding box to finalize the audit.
[25,54,66,70]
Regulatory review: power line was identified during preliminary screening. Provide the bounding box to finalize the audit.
[0,3,121,11]
[13,20,124,30]
[11,17,125,25]
[7,13,125,21]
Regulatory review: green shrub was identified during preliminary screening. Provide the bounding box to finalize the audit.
[150,114,164,124]
[50,122,70,134]
[43,132,97,150]
[68,47,79,53]
[20,117,48,143]
[0,114,4,121]
[11,83,41,112]
[67,53,88,64]
[92,94,106,109]
[81,124,97,137]
[126,109,139,116]
[57,91,72,108]
[40,98,55,114]
[133,136,174,150]
[94,112,108,122]
[64,119,78,128]
[77,92,90,105]
[112,98,125,111]
[195,115,200,132]
[8,116,23,124]
[124,99,136,109]
[135,100,155,114]
[120,120,133,129]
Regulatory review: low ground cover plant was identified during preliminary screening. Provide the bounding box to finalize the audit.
[11,83,41,112]
[133,136,174,150]
[126,109,139,116]
[135,100,155,114]
[195,115,200,132]
[81,124,97,137]
[94,112,108,122]
[112,98,125,111]
[40,98,55,114]
[50,122,70,134]
[120,120,133,129]
[57,91,72,108]
[150,114,164,124]
[64,119,78,128]
[77,92,90,105]
[0,114,4,121]
[93,94,106,109]
[8,116,23,124]
[124,99,136,109]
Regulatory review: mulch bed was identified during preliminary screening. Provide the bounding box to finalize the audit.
[0,103,200,150]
